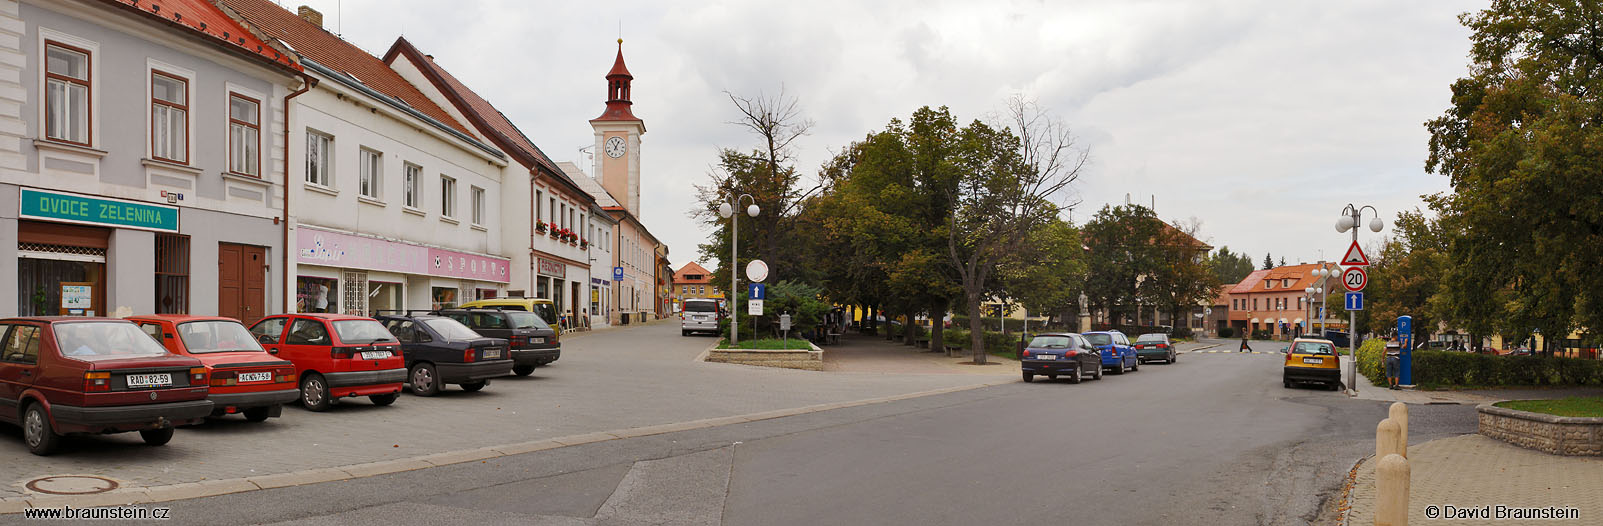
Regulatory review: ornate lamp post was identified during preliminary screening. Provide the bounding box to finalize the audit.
[1336,204,1384,393]
[718,194,759,345]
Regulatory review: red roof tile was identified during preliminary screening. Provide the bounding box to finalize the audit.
[219,0,470,135]
[1231,264,1336,295]
[100,0,300,72]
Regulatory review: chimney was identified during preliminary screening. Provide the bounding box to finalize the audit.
[297,6,323,27]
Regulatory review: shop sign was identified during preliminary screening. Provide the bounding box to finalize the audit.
[428,247,511,283]
[297,228,511,283]
[590,278,611,286]
[20,187,178,233]
[537,258,566,279]
[60,284,92,309]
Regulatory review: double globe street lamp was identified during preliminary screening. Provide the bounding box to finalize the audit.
[718,194,759,345]
[1335,204,1384,393]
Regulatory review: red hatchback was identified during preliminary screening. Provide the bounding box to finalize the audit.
[128,315,299,422]
[0,318,213,455]
[248,314,405,411]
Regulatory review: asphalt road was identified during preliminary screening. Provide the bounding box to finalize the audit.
[69,337,1480,526]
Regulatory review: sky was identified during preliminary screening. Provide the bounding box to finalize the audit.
[281,0,1483,273]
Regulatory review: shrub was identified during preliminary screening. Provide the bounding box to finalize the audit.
[1218,327,1236,339]
[1357,338,1387,386]
[1357,345,1603,388]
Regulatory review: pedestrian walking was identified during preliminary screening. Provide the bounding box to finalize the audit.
[1239,334,1253,353]
[1385,340,1402,390]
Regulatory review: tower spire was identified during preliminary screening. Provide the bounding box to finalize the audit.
[595,39,639,121]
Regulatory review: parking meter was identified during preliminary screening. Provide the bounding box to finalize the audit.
[1397,315,1413,385]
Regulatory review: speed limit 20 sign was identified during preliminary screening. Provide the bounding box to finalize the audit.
[1342,266,1368,292]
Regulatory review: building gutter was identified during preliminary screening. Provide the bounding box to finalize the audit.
[282,74,316,311]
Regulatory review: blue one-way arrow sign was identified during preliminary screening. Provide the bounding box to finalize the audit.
[1345,292,1364,311]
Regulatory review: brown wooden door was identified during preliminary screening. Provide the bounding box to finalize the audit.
[219,243,268,326]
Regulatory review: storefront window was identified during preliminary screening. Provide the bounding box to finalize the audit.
[296,276,338,313]
[369,282,401,316]
[18,258,102,316]
[536,277,549,300]
[431,287,458,310]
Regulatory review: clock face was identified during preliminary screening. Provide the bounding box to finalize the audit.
[605,136,627,158]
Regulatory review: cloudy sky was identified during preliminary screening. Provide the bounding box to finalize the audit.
[283,0,1482,271]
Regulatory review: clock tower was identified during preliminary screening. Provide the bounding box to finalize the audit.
[591,39,645,217]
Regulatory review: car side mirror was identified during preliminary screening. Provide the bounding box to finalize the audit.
[1281,347,1290,354]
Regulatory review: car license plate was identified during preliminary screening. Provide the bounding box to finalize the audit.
[1302,357,1324,365]
[531,337,545,344]
[237,371,272,383]
[361,350,391,360]
[1035,354,1054,360]
[483,348,502,359]
[126,373,172,388]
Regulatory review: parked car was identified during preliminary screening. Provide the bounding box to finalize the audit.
[458,298,563,333]
[1282,338,1341,390]
[1084,330,1139,374]
[0,318,214,455]
[1020,333,1103,383]
[1134,333,1176,364]
[128,315,298,422]
[248,314,406,411]
[681,298,721,336]
[436,308,558,376]
[375,312,513,396]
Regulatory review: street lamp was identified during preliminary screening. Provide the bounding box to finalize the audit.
[1335,204,1384,393]
[718,194,759,345]
[1311,264,1334,334]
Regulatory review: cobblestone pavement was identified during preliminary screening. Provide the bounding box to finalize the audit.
[0,320,996,501]
[1344,434,1603,525]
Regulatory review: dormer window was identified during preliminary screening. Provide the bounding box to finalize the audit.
[1283,279,1292,288]
[1264,280,1274,289]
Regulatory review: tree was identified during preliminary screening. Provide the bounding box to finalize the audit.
[1363,210,1447,338]
[1082,204,1214,332]
[1206,246,1256,286]
[1263,253,1275,270]
[1423,1,1603,350]
[999,219,1087,325]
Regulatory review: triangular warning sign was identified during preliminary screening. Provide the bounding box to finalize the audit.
[1340,240,1370,266]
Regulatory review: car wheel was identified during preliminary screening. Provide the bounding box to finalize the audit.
[682,330,690,336]
[1068,367,1082,384]
[139,427,174,446]
[1047,374,1057,381]
[1022,372,1034,383]
[243,407,272,422]
[1329,382,1342,391]
[460,381,487,392]
[369,393,399,406]
[1131,358,1139,372]
[1112,361,1125,375]
[1284,379,1293,389]
[1170,353,1177,363]
[301,374,332,412]
[23,403,59,456]
[512,365,535,376]
[1092,363,1104,380]
[410,363,440,396]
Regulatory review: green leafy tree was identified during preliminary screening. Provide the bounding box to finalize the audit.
[1206,246,1256,286]
[999,219,1087,324]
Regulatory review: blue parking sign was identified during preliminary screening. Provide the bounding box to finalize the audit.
[1345,292,1364,311]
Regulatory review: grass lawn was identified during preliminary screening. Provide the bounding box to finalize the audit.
[1495,397,1603,417]
[717,338,813,350]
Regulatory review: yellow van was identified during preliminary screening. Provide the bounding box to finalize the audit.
[458,298,563,333]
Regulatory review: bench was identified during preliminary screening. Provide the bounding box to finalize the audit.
[827,331,842,345]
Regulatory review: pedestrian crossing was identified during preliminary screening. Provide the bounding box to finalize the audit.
[1188,349,1274,355]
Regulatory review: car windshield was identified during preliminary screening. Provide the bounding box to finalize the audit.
[332,320,398,344]
[1294,341,1335,355]
[1135,334,1166,343]
[1084,334,1113,346]
[177,321,265,353]
[505,311,550,330]
[685,301,717,313]
[54,322,171,361]
[1028,336,1073,349]
[423,318,484,340]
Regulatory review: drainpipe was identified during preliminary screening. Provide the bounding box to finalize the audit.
[282,74,316,312]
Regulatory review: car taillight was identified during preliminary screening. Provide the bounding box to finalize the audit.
[1022,349,1032,358]
[464,349,476,363]
[211,371,237,387]
[277,368,297,384]
[84,372,110,392]
[190,367,207,385]
[331,346,357,359]
[1066,350,1078,357]
[1159,344,1169,349]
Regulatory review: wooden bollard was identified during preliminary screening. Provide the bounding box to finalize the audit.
[1389,402,1408,458]
[1375,453,1410,526]
[1376,418,1403,460]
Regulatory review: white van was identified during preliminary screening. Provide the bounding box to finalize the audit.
[681,299,721,336]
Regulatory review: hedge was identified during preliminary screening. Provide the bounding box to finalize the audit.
[1218,327,1236,338]
[1358,341,1603,388]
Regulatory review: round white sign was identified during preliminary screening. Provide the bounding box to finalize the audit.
[1342,266,1368,292]
[746,259,769,283]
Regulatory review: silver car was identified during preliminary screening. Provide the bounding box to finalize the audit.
[681,299,721,336]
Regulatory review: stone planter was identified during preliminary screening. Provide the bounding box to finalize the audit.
[706,342,823,371]
[1478,402,1603,456]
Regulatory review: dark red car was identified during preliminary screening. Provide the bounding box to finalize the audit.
[0,318,213,455]
[248,313,405,411]
[128,314,299,422]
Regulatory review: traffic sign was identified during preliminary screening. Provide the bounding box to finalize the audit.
[1345,292,1364,311]
[748,299,764,316]
[613,266,624,281]
[746,260,769,283]
[748,283,766,300]
[1339,240,1371,267]
[1342,266,1368,292]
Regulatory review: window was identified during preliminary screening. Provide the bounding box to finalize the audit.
[359,148,382,199]
[228,94,260,176]
[1,326,40,364]
[471,186,485,225]
[306,131,332,186]
[154,234,189,314]
[250,317,286,343]
[549,198,556,223]
[440,176,457,218]
[404,163,422,208]
[285,319,330,345]
[45,42,91,145]
[151,71,188,163]
[535,190,543,223]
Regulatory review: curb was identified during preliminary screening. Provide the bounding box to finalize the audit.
[1183,343,1221,353]
[0,380,1004,513]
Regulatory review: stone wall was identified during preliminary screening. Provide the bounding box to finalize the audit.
[1478,403,1603,456]
[706,345,823,371]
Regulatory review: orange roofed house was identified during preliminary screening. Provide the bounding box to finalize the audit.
[673,262,721,309]
[1225,263,1341,339]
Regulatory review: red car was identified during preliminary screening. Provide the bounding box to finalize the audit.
[128,314,298,422]
[248,313,405,411]
[0,318,213,455]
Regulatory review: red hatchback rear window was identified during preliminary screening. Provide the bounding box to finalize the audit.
[177,321,264,354]
[55,322,171,361]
